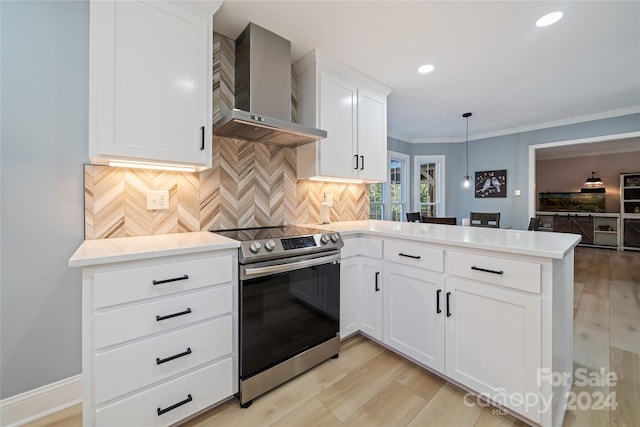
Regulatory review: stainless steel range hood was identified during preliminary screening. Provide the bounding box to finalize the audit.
[214,23,326,146]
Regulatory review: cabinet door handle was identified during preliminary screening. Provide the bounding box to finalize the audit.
[399,253,421,260]
[156,308,192,322]
[200,126,205,150]
[152,274,189,285]
[471,266,504,275]
[157,394,193,416]
[446,292,452,317]
[354,154,359,170]
[436,289,442,314]
[375,272,380,292]
[360,155,364,170]
[156,347,192,365]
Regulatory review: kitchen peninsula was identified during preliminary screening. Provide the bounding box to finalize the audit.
[311,220,580,427]
[69,221,580,427]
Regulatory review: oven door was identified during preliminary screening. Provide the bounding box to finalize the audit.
[239,250,340,380]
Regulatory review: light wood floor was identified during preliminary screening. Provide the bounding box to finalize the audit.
[26,247,640,427]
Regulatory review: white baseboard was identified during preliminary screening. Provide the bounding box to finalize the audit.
[0,375,82,426]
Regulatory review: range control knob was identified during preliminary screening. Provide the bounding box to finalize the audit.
[249,241,262,253]
[330,233,340,243]
[264,240,276,251]
[320,235,329,244]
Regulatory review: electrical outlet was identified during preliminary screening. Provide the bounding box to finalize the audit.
[147,190,169,210]
[326,193,333,207]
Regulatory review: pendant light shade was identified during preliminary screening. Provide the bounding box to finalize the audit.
[462,112,472,188]
[581,171,605,193]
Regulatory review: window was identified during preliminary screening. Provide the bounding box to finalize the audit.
[369,182,384,220]
[370,151,409,221]
[414,155,445,217]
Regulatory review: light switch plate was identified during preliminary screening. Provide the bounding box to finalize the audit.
[515,189,521,197]
[147,190,169,210]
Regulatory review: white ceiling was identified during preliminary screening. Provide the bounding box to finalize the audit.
[213,1,640,143]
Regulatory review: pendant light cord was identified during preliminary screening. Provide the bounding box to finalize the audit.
[463,112,472,182]
[465,116,469,176]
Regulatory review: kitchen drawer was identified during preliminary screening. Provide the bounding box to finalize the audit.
[342,236,382,259]
[384,239,443,272]
[93,254,232,308]
[95,285,232,349]
[96,357,233,426]
[95,316,232,404]
[446,251,541,294]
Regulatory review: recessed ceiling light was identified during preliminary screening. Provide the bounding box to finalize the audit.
[536,11,564,27]
[418,64,435,74]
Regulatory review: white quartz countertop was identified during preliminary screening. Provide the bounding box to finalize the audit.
[305,220,581,259]
[69,231,240,268]
[70,220,581,267]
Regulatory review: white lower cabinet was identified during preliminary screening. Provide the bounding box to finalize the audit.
[445,276,541,422]
[339,237,382,340]
[345,238,548,425]
[82,250,238,426]
[335,233,568,425]
[359,258,382,341]
[96,358,233,426]
[94,317,232,404]
[339,255,360,339]
[382,261,444,371]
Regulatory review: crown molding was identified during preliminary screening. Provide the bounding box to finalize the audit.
[392,106,640,144]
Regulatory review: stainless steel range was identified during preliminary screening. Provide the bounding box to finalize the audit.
[211,226,343,408]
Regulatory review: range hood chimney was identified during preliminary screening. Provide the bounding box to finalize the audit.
[214,23,326,146]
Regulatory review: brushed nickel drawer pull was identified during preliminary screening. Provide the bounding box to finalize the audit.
[157,394,192,416]
[399,253,421,260]
[471,266,504,275]
[156,347,192,365]
[156,308,192,322]
[152,274,189,285]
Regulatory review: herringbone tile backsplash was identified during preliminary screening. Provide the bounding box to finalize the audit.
[84,149,369,239]
[83,31,369,239]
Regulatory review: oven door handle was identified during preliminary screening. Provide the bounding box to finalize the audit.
[243,253,341,279]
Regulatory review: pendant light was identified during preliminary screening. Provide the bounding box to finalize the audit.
[462,112,472,188]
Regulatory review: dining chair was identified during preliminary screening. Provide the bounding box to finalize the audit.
[406,212,421,222]
[421,216,457,225]
[528,217,541,231]
[469,212,501,228]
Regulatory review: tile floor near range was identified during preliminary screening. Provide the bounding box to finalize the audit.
[25,247,640,427]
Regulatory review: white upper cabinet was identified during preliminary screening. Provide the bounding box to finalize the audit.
[356,88,387,181]
[294,50,391,182]
[89,0,219,170]
[316,72,358,179]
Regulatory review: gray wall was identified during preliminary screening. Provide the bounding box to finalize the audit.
[459,114,640,229]
[389,113,640,229]
[1,1,87,399]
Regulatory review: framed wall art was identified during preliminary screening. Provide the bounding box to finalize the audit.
[475,169,507,198]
